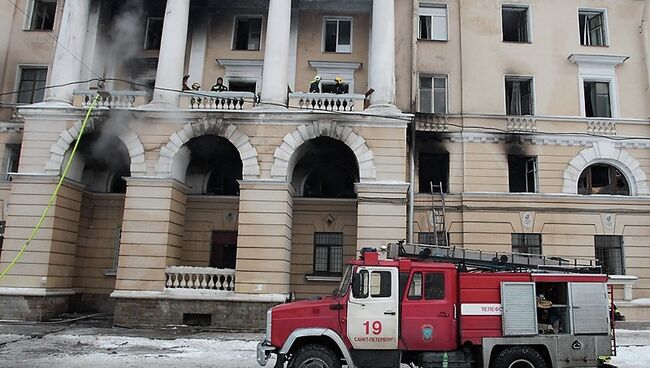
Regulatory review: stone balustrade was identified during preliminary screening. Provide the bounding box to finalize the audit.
[179,91,257,110]
[608,275,638,301]
[73,90,151,108]
[289,92,366,112]
[165,266,235,291]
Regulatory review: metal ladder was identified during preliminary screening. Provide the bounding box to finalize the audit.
[429,181,448,247]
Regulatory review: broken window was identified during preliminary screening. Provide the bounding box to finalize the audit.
[419,75,447,114]
[579,10,606,46]
[578,164,629,195]
[324,18,352,53]
[584,81,611,118]
[3,144,20,181]
[233,16,262,51]
[418,152,449,193]
[29,0,56,30]
[210,231,238,269]
[508,155,537,193]
[313,232,344,276]
[144,17,163,50]
[505,77,533,115]
[595,235,624,275]
[17,67,47,104]
[419,4,448,41]
[512,233,542,255]
[502,5,529,43]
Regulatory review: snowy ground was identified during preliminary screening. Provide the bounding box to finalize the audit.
[0,323,648,367]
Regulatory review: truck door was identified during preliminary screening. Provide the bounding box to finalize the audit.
[347,266,399,349]
[401,268,458,351]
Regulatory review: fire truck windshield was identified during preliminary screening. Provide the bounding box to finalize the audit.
[334,264,353,297]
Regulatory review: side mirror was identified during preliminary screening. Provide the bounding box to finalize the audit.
[352,273,362,298]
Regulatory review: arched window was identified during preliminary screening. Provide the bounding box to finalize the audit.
[578,164,629,195]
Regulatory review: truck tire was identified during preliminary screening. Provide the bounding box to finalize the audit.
[289,344,342,368]
[492,346,547,368]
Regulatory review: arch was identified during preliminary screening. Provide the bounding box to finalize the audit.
[270,121,376,181]
[45,118,147,176]
[562,141,649,196]
[155,118,259,180]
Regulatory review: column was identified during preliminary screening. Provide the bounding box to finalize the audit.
[235,180,293,295]
[187,12,209,88]
[368,0,396,108]
[113,178,186,293]
[0,175,83,320]
[355,182,409,252]
[259,0,292,107]
[45,0,91,104]
[150,0,191,107]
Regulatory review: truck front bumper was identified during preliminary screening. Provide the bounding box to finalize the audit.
[257,341,276,366]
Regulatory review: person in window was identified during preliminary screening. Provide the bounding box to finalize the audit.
[333,76,346,94]
[211,77,228,92]
[309,75,322,93]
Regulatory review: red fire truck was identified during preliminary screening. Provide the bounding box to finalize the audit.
[257,243,614,368]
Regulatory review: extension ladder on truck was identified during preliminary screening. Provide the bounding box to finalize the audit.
[428,181,447,247]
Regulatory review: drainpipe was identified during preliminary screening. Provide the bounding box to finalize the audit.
[407,0,419,244]
[642,0,650,95]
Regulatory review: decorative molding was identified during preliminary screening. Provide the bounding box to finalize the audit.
[568,54,629,72]
[416,114,449,132]
[520,211,535,230]
[156,118,260,180]
[562,141,649,196]
[435,132,650,149]
[506,116,537,132]
[45,118,147,176]
[217,59,264,93]
[270,121,376,181]
[586,119,616,135]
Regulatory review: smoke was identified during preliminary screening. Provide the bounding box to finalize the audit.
[105,1,145,87]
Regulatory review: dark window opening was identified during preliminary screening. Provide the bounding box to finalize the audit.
[0,221,5,258]
[508,155,537,193]
[502,6,529,42]
[30,0,56,31]
[144,17,163,50]
[418,232,448,247]
[4,145,20,181]
[512,233,542,255]
[233,16,262,51]
[579,11,606,46]
[418,152,449,193]
[183,313,212,327]
[185,135,242,196]
[18,67,47,104]
[210,231,237,269]
[313,232,344,276]
[424,273,444,300]
[505,77,533,115]
[324,19,351,53]
[584,81,611,118]
[76,133,131,194]
[321,83,349,94]
[595,235,624,275]
[578,164,629,196]
[228,80,256,93]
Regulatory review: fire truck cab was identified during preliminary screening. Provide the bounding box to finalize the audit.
[257,244,613,368]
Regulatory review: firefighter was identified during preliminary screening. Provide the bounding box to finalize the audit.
[333,76,346,94]
[211,77,228,92]
[309,75,322,93]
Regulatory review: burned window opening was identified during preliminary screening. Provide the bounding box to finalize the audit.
[502,5,529,43]
[418,152,449,194]
[508,155,537,193]
[505,77,533,115]
[228,80,256,93]
[185,135,242,196]
[578,164,629,196]
[233,16,262,51]
[29,0,56,31]
[74,133,131,194]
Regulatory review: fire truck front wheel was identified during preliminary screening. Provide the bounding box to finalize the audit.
[289,344,342,368]
[492,346,547,368]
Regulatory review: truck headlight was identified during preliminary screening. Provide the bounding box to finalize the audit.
[265,309,272,342]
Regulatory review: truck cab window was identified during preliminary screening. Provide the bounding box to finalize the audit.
[425,273,445,300]
[370,271,392,298]
[408,272,423,300]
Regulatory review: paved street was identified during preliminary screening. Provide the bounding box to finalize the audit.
[0,319,648,368]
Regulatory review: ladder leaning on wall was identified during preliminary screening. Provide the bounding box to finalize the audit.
[429,181,448,247]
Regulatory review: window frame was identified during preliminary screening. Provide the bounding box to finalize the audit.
[594,235,625,275]
[143,17,164,50]
[231,15,264,51]
[15,65,48,104]
[418,74,448,114]
[322,16,353,53]
[511,233,542,255]
[418,3,448,41]
[3,144,20,181]
[312,232,344,277]
[578,163,630,196]
[507,155,538,193]
[504,75,535,116]
[578,8,609,47]
[24,0,57,31]
[501,4,532,43]
[582,79,613,118]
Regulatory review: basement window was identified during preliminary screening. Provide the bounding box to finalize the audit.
[418,152,449,193]
[183,313,212,327]
[579,10,607,46]
[512,233,542,255]
[595,235,624,275]
[419,4,448,41]
[578,164,629,196]
[508,155,537,193]
[233,16,262,51]
[505,77,533,115]
[502,5,530,43]
[144,17,163,50]
[28,0,56,31]
[584,81,611,118]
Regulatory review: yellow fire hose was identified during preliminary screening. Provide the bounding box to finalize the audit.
[0,94,101,280]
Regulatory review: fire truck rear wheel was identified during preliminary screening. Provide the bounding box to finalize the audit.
[492,346,547,368]
[289,344,342,368]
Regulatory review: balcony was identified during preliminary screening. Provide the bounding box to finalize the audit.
[289,92,366,112]
[179,91,258,110]
[73,90,151,109]
[165,266,235,294]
